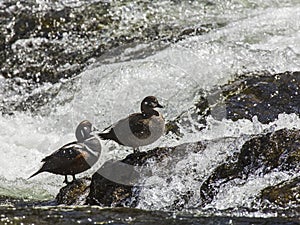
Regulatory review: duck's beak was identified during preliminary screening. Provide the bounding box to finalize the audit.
[157,103,164,108]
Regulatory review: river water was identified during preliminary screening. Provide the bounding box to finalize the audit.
[0,0,300,224]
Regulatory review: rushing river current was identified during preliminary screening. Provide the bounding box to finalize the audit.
[0,0,300,224]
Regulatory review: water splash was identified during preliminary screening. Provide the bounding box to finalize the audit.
[0,0,299,212]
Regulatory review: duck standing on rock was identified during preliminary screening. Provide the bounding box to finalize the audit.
[29,120,101,184]
[97,96,165,153]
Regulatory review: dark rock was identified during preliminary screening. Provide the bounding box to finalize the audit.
[166,94,210,136]
[54,141,205,207]
[200,128,300,206]
[165,120,183,137]
[52,128,299,209]
[56,177,91,205]
[170,190,194,211]
[86,160,141,207]
[224,71,300,123]
[87,142,205,207]
[260,176,300,208]
[168,71,300,136]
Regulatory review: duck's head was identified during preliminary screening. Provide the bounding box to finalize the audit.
[75,120,97,142]
[141,96,163,116]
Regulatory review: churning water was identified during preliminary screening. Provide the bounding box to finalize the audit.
[0,0,300,223]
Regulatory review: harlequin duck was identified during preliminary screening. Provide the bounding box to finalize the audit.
[97,96,165,153]
[29,120,101,184]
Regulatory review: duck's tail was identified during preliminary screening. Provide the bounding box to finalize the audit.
[28,169,43,180]
[96,131,123,146]
[97,132,112,140]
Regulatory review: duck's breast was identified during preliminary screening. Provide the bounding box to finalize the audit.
[113,113,165,147]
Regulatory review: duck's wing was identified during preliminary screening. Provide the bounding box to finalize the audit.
[97,113,142,143]
[41,142,84,168]
[30,142,89,178]
[128,113,151,139]
[41,142,84,173]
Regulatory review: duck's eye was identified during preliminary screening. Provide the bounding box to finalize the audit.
[144,101,149,105]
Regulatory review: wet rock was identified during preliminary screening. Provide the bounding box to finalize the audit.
[54,142,204,207]
[87,142,205,207]
[0,1,110,83]
[169,190,194,211]
[56,177,91,205]
[169,71,300,136]
[86,160,141,207]
[200,128,300,206]
[224,71,300,123]
[166,95,210,136]
[260,176,300,208]
[0,77,79,115]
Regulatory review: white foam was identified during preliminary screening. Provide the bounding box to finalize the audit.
[0,1,299,207]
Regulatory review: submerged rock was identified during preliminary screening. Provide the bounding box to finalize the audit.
[260,176,300,208]
[200,128,300,206]
[56,177,91,205]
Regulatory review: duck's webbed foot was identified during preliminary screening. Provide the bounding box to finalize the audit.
[63,175,76,184]
[63,175,69,184]
[133,147,140,154]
